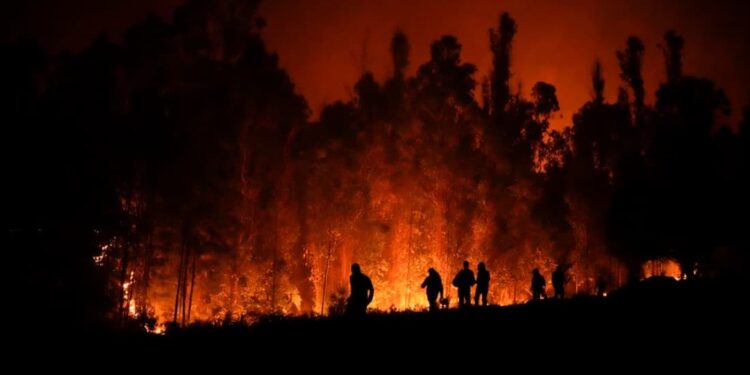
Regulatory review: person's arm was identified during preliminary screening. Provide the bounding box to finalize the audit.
[421,278,428,288]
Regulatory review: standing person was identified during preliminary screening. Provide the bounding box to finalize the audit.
[452,260,476,308]
[552,265,567,299]
[474,262,490,306]
[531,268,546,300]
[346,263,374,315]
[421,268,444,312]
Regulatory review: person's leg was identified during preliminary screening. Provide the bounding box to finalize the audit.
[460,289,468,307]
[482,290,487,306]
[347,300,360,315]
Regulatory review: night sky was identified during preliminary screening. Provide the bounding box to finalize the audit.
[3,0,749,127]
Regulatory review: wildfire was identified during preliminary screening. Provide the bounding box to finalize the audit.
[93,243,111,266]
[112,239,624,328]
[85,3,645,330]
[6,0,738,339]
[641,259,682,280]
[94,180,631,329]
[145,324,166,335]
[122,270,137,317]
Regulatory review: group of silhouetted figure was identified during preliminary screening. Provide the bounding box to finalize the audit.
[345,261,607,315]
[446,260,491,310]
[530,265,579,300]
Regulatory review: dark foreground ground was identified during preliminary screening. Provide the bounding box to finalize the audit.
[17,277,750,367]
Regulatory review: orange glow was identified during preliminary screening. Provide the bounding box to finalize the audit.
[259,0,749,129]
[122,271,137,317]
[6,1,747,129]
[70,0,731,329]
[7,0,743,335]
[642,259,682,280]
[97,164,627,326]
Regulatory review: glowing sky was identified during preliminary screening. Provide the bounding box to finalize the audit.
[4,0,749,128]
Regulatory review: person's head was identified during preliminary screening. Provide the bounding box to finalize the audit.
[533,268,540,276]
[351,263,361,274]
[463,260,469,269]
[555,265,561,271]
[428,267,437,276]
[478,262,486,271]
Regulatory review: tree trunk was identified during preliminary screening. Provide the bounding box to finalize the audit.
[181,242,189,326]
[139,231,152,317]
[405,211,414,309]
[173,225,189,325]
[270,249,277,312]
[187,255,197,322]
[119,239,130,321]
[321,234,334,315]
[119,190,134,322]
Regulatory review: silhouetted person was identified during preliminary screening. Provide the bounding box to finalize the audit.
[552,265,567,299]
[346,263,374,315]
[452,260,476,308]
[421,268,444,312]
[596,276,607,297]
[474,262,490,306]
[531,268,546,300]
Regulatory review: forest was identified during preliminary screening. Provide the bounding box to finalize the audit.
[4,0,747,333]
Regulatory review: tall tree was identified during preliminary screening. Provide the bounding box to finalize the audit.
[617,37,645,124]
[489,12,517,117]
[661,30,684,83]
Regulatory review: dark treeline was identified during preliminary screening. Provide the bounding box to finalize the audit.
[4,0,747,331]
